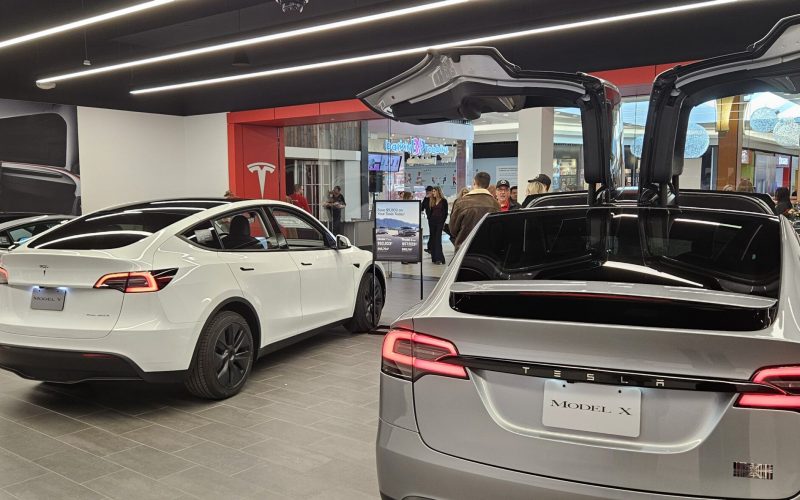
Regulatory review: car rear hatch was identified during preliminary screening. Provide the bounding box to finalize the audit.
[359,47,623,200]
[638,13,800,208]
[385,205,800,499]
[0,250,138,339]
[0,200,209,340]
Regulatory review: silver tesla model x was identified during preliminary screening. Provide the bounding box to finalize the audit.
[361,14,800,500]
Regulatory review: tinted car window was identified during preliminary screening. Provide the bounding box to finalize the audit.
[458,207,780,297]
[29,201,223,250]
[0,114,67,167]
[271,208,329,249]
[184,209,283,251]
[1,222,63,247]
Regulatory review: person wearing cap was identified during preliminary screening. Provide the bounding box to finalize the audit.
[495,180,519,212]
[420,186,434,254]
[449,172,500,251]
[521,173,552,207]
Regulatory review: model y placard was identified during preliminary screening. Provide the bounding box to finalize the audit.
[375,200,421,263]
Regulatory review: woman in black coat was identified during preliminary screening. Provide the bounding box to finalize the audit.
[775,187,792,216]
[428,186,448,265]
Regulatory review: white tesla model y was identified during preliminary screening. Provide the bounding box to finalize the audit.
[0,198,385,399]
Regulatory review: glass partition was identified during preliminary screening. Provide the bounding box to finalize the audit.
[680,91,800,195]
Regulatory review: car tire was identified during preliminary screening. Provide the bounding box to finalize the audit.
[345,271,384,333]
[185,311,254,400]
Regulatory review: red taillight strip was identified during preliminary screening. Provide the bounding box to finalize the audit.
[737,366,800,410]
[94,271,158,293]
[751,366,800,384]
[738,394,800,409]
[382,329,468,380]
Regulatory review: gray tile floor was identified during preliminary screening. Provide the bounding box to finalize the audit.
[0,277,435,499]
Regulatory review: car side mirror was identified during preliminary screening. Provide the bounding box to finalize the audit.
[336,235,352,250]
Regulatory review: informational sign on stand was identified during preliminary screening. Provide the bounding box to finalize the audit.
[374,200,422,263]
[372,200,424,303]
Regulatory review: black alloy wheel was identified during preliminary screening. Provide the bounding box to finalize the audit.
[186,310,254,399]
[214,323,252,388]
[345,271,384,333]
[365,277,384,327]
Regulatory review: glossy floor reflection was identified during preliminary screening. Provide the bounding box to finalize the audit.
[0,277,435,500]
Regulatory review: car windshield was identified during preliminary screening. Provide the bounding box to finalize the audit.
[29,200,229,250]
[457,206,780,298]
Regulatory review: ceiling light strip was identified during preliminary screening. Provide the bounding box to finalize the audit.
[131,0,741,95]
[38,0,469,84]
[0,0,179,50]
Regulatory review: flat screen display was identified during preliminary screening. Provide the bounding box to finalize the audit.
[368,153,402,172]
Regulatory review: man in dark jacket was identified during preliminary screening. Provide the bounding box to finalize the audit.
[449,172,500,250]
[495,179,520,212]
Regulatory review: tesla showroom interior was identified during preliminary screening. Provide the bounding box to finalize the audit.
[1,1,800,499]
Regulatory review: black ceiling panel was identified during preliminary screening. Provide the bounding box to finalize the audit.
[0,0,797,115]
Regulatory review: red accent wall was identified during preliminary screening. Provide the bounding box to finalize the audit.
[227,124,285,200]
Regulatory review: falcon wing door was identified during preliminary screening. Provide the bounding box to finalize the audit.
[358,47,623,202]
[639,14,800,209]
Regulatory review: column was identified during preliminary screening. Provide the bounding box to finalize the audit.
[715,96,744,190]
[517,107,554,190]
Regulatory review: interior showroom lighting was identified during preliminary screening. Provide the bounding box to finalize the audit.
[0,0,178,51]
[37,0,469,84]
[129,0,743,95]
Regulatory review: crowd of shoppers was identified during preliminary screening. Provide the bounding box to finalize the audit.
[419,172,553,260]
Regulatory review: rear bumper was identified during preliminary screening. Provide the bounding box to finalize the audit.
[377,420,799,500]
[0,344,185,383]
[0,320,199,375]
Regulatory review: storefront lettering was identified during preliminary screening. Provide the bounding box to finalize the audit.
[384,137,449,156]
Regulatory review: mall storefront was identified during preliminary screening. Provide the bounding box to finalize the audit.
[227,102,472,247]
[227,64,800,234]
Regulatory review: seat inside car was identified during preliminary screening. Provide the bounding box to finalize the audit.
[222,215,260,249]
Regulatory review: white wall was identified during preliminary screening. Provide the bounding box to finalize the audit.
[77,108,228,213]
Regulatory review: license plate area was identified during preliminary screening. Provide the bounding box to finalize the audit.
[30,287,66,311]
[542,380,641,437]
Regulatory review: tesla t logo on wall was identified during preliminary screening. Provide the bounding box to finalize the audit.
[247,162,276,198]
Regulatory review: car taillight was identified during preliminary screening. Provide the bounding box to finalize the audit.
[737,366,800,410]
[94,269,177,293]
[0,267,7,285]
[381,329,467,381]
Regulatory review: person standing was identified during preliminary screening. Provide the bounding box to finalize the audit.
[324,186,346,235]
[495,180,519,212]
[775,187,792,216]
[287,184,311,213]
[420,186,433,254]
[449,172,500,250]
[521,173,552,206]
[510,185,518,203]
[736,178,754,192]
[428,186,448,265]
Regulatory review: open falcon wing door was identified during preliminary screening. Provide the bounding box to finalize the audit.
[358,47,623,205]
[639,14,800,210]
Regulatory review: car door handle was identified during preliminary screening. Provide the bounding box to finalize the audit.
[240,267,255,271]
[300,262,313,266]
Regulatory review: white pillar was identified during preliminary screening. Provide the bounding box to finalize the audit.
[517,107,554,190]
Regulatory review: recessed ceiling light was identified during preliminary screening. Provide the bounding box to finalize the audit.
[0,0,178,51]
[131,0,741,95]
[37,0,469,84]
